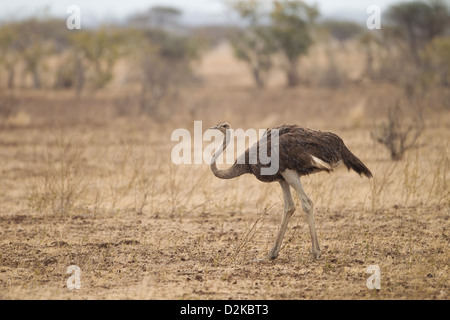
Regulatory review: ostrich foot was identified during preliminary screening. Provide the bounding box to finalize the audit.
[311,249,321,259]
[254,251,278,263]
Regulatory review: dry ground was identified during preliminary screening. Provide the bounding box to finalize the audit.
[0,42,449,300]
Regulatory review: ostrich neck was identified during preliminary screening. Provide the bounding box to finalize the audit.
[210,130,248,180]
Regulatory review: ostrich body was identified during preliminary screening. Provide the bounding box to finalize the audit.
[210,122,372,260]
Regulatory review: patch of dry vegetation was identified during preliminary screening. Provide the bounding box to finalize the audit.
[0,17,449,299]
[0,79,448,300]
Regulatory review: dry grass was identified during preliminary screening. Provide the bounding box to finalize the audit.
[0,43,449,300]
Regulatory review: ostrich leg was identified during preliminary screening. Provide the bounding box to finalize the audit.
[267,180,296,260]
[282,170,321,259]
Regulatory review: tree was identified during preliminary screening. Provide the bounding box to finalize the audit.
[69,28,125,96]
[0,18,69,90]
[149,6,182,30]
[126,6,199,118]
[271,0,318,87]
[13,19,58,89]
[121,22,199,117]
[231,26,276,89]
[228,0,277,89]
[386,0,450,65]
[128,6,182,32]
[0,24,19,88]
[133,29,198,117]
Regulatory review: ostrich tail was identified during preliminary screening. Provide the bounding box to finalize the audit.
[342,147,373,178]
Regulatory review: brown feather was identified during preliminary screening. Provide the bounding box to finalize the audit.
[211,124,372,182]
[245,124,372,182]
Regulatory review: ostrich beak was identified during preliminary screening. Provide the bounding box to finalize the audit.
[210,126,218,130]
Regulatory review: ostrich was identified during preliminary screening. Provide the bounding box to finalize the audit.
[209,122,372,260]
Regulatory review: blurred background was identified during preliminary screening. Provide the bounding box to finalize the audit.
[0,0,448,126]
[0,1,449,299]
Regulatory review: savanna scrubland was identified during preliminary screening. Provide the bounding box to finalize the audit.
[0,1,448,300]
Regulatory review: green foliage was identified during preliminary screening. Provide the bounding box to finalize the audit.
[0,24,19,88]
[271,0,318,62]
[357,0,450,87]
[228,0,277,88]
[230,25,276,88]
[4,19,59,89]
[231,26,275,65]
[271,0,318,86]
[0,24,16,56]
[0,18,71,89]
[124,6,200,117]
[124,27,199,118]
[69,28,126,93]
[228,0,318,88]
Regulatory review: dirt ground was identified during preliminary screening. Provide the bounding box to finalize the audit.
[0,201,448,300]
[0,42,449,300]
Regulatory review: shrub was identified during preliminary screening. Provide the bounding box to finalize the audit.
[371,104,424,160]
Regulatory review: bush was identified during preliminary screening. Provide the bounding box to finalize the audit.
[371,104,424,161]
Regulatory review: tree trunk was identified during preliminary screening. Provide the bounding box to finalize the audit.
[406,22,421,66]
[32,69,41,89]
[365,46,375,80]
[286,58,300,87]
[75,57,85,99]
[252,66,265,89]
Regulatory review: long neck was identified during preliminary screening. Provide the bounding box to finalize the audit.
[210,130,248,180]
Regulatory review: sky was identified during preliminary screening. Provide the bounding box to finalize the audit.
[0,0,408,25]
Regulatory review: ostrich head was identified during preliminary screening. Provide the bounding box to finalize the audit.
[210,122,231,134]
